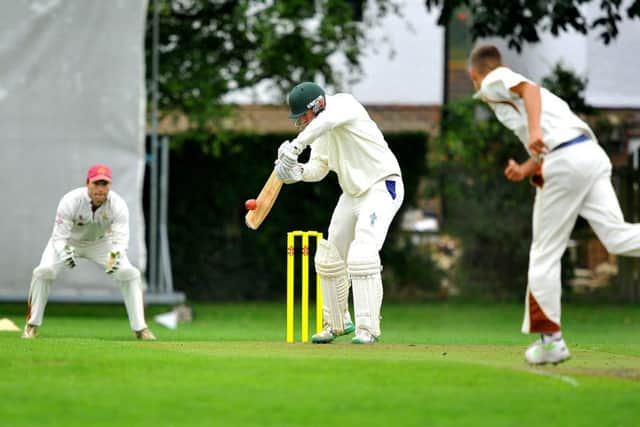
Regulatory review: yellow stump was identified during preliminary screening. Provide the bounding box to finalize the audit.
[286,233,295,343]
[286,231,323,343]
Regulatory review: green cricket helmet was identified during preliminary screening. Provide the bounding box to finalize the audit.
[287,82,325,119]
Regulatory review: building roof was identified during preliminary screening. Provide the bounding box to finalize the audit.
[159,104,441,135]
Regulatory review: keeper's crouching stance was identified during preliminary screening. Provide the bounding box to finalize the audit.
[274,82,404,344]
[23,164,155,340]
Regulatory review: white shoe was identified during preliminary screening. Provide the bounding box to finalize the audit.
[330,320,355,337]
[312,326,336,344]
[525,335,570,365]
[340,311,355,336]
[21,324,37,339]
[351,329,378,344]
[135,328,157,341]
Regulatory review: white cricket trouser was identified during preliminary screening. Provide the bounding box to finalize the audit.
[27,239,148,331]
[328,175,405,258]
[523,140,640,333]
[327,175,404,337]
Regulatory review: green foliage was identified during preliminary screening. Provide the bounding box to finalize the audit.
[146,0,398,129]
[431,98,534,297]
[382,234,446,300]
[541,63,593,115]
[425,0,640,51]
[164,131,429,300]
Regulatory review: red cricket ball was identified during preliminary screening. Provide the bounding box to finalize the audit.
[245,199,257,210]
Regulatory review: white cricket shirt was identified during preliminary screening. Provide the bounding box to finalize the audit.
[50,187,130,255]
[475,67,596,154]
[293,93,402,197]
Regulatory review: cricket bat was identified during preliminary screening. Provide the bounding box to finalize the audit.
[245,171,284,230]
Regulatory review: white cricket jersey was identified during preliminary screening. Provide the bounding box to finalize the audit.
[50,187,130,255]
[293,93,402,197]
[474,67,596,154]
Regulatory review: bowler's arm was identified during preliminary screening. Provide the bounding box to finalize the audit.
[504,157,539,182]
[510,82,545,157]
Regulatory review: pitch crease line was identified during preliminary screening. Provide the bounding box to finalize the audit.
[527,368,580,387]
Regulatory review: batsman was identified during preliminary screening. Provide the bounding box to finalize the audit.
[275,82,404,344]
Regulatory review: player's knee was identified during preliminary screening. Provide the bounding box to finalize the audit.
[33,265,57,280]
[315,239,346,277]
[112,266,140,282]
[347,240,381,277]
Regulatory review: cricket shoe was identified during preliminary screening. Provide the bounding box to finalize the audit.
[338,320,355,336]
[311,326,336,344]
[351,330,378,345]
[135,328,157,341]
[525,335,570,365]
[21,324,38,339]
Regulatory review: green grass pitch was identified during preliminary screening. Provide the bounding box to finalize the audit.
[1,302,639,426]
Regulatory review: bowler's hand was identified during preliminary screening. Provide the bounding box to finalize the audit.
[504,159,526,182]
[528,128,547,156]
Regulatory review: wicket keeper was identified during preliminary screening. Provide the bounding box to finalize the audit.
[275,82,404,344]
[469,45,640,364]
[22,164,155,340]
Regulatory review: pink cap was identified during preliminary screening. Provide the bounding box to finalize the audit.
[87,164,112,183]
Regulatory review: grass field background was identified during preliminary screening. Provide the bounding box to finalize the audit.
[1,301,639,426]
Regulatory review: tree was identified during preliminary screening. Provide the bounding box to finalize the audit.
[146,0,400,128]
[541,63,593,114]
[430,97,534,297]
[424,0,640,51]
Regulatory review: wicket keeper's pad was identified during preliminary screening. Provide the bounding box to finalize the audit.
[348,240,383,337]
[0,2,148,300]
[315,239,349,334]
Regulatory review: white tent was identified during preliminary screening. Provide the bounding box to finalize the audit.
[0,1,174,302]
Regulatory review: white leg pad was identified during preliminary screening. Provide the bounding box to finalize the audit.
[314,239,349,334]
[347,240,383,337]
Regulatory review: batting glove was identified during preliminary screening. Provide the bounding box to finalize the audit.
[105,251,121,274]
[274,161,303,184]
[277,140,299,169]
[62,245,76,268]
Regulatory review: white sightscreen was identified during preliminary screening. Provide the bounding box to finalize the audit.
[0,0,148,301]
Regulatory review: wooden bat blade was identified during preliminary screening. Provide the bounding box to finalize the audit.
[245,171,284,230]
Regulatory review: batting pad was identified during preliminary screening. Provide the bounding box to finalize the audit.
[347,240,383,337]
[315,239,349,334]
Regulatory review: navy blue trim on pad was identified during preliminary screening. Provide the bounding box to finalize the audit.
[552,134,590,152]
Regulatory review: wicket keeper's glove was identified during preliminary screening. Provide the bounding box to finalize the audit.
[105,251,121,274]
[62,245,76,268]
